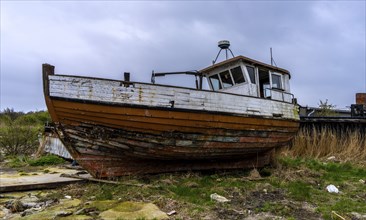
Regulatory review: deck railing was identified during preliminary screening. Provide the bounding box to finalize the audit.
[264,88,295,103]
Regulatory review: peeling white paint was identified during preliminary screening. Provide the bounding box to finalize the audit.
[49,75,299,120]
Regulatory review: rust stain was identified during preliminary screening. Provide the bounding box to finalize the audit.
[138,87,142,103]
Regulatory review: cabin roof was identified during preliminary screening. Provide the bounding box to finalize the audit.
[200,55,291,78]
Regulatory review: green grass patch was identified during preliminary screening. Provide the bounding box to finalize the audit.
[28,155,65,166]
[42,169,50,173]
[18,170,29,176]
[5,154,65,167]
[168,184,214,205]
[317,197,366,220]
[95,184,114,200]
[278,157,366,184]
[257,202,292,217]
[167,175,216,205]
[321,163,366,183]
[6,155,29,167]
[287,181,311,201]
[277,157,366,219]
[277,157,304,168]
[86,200,119,211]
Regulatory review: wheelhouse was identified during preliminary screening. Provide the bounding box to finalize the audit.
[200,56,294,103]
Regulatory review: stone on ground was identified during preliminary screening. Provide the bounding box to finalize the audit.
[99,201,168,220]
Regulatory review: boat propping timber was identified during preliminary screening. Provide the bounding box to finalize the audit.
[43,42,299,178]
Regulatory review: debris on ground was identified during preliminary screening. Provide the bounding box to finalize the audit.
[244,168,263,181]
[1,156,365,219]
[166,210,177,216]
[326,184,339,193]
[210,193,230,203]
[331,211,345,220]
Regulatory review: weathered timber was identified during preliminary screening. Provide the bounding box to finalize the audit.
[300,116,366,133]
[48,75,295,119]
[55,121,294,160]
[0,173,86,193]
[72,152,272,178]
[42,54,300,177]
[60,174,120,185]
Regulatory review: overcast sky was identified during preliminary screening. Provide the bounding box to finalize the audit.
[1,1,365,112]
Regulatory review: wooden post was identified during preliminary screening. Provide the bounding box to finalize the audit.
[42,63,59,121]
[42,64,54,96]
[35,134,47,158]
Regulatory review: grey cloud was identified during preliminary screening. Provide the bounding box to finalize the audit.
[1,1,365,111]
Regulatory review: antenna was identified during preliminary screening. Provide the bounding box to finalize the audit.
[270,47,277,67]
[212,40,235,64]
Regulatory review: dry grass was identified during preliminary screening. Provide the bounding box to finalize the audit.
[283,127,366,164]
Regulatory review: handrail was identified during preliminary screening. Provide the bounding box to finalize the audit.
[264,88,294,103]
[151,70,203,90]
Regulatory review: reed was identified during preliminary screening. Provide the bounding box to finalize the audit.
[285,127,366,163]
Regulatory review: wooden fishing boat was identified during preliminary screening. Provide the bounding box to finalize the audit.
[43,43,299,178]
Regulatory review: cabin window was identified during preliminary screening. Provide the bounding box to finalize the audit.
[209,74,222,91]
[271,74,282,89]
[246,66,256,84]
[259,69,270,98]
[219,70,234,88]
[230,66,245,84]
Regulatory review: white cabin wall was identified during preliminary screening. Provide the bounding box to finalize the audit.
[249,84,258,97]
[271,90,284,102]
[222,83,255,96]
[269,89,293,103]
[284,75,290,92]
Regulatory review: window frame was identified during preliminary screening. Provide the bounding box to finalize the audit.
[219,69,235,88]
[245,65,256,84]
[270,72,283,90]
[230,66,246,85]
[208,74,223,91]
[207,63,249,91]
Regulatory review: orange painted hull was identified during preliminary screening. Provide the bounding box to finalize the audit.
[50,98,298,177]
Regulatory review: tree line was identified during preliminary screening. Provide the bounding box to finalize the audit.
[0,108,51,157]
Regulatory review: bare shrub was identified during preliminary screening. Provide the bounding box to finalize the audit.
[316,99,338,116]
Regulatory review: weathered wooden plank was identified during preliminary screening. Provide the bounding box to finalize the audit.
[55,111,298,137]
[72,151,272,178]
[54,119,293,162]
[51,99,298,128]
[49,75,298,120]
[55,107,296,132]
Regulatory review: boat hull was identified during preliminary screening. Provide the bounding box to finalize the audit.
[66,151,272,178]
[51,99,297,177]
[42,64,300,177]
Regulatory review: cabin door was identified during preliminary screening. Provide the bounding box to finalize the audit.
[258,69,270,98]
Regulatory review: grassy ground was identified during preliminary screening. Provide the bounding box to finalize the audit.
[1,127,365,219]
[9,155,363,220]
